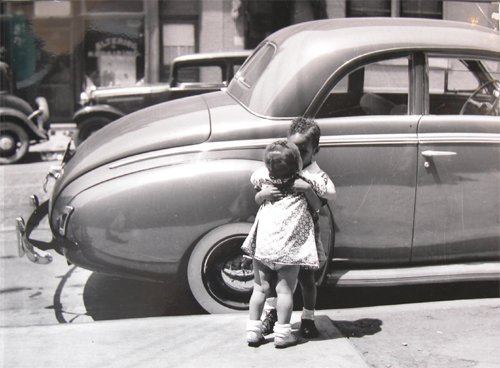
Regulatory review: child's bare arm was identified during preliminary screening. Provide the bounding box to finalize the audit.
[255,184,284,205]
[293,179,322,211]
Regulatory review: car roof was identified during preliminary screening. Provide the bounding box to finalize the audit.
[228,18,500,117]
[172,51,252,63]
[269,17,499,54]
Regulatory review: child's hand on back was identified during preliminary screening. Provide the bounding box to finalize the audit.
[257,184,284,202]
[292,178,312,193]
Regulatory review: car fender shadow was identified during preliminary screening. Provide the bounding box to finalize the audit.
[52,266,204,323]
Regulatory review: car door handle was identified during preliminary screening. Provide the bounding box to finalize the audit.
[421,150,456,168]
[421,150,457,157]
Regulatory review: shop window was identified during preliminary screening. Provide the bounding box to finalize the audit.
[401,0,442,19]
[243,0,293,49]
[346,0,391,17]
[347,0,443,19]
[84,1,143,13]
[241,0,327,50]
[161,23,195,81]
[84,17,144,87]
[2,1,75,121]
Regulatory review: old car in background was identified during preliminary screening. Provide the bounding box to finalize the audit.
[73,51,251,144]
[17,18,500,314]
[0,93,50,164]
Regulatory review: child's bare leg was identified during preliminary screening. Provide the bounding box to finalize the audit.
[275,265,300,324]
[247,259,273,346]
[273,265,300,348]
[298,268,316,310]
[249,259,273,320]
[298,268,319,338]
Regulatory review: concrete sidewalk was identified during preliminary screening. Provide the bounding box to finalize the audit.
[2,310,368,368]
[2,298,500,367]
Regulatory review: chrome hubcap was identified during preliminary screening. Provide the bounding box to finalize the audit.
[0,135,15,152]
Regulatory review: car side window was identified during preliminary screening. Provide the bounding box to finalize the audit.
[176,65,223,84]
[428,57,500,115]
[316,57,409,118]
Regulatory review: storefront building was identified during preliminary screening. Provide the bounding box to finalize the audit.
[0,0,498,123]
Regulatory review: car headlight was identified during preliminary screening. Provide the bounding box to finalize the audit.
[79,91,90,106]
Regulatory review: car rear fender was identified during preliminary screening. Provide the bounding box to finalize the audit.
[0,107,47,140]
[56,158,265,278]
[72,105,124,125]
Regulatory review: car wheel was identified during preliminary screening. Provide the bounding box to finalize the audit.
[0,122,29,164]
[76,116,111,146]
[187,223,253,313]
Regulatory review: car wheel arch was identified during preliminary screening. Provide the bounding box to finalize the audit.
[187,222,253,314]
[75,115,115,145]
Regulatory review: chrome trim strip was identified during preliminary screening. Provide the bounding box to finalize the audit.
[109,132,500,169]
[418,133,500,144]
[321,133,418,146]
[108,138,277,169]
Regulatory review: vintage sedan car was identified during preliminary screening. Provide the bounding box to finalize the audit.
[17,18,500,313]
[73,51,251,144]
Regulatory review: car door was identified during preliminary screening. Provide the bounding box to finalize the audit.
[412,55,500,263]
[315,55,420,266]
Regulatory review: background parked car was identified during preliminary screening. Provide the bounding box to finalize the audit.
[0,93,50,164]
[1,47,51,165]
[18,18,500,314]
[72,51,251,145]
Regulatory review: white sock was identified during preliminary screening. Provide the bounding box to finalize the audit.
[301,308,315,320]
[246,319,262,333]
[273,323,292,338]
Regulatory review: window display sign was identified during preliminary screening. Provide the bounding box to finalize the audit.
[84,18,144,87]
[90,37,139,86]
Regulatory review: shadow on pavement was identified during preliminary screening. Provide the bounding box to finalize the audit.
[332,318,383,338]
[81,273,206,321]
[52,264,499,324]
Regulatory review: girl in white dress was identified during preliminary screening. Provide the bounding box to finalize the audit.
[242,139,326,348]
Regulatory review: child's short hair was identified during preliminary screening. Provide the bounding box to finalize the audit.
[288,117,321,149]
[264,139,302,180]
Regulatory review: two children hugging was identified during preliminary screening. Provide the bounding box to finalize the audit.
[241,118,336,348]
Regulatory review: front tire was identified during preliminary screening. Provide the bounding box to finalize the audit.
[0,122,29,164]
[187,223,253,313]
[76,116,111,146]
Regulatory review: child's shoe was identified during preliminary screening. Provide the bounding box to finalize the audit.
[246,319,265,347]
[247,330,265,347]
[261,308,278,335]
[299,318,319,338]
[273,323,298,349]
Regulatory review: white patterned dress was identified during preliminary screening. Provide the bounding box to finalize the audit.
[241,169,327,269]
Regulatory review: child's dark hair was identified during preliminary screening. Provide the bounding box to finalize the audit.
[288,117,321,149]
[264,139,302,180]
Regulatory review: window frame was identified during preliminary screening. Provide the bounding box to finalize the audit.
[309,51,424,118]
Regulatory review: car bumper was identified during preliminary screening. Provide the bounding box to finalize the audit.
[16,195,55,264]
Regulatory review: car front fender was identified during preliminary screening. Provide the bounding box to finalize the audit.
[72,104,124,125]
[0,107,47,140]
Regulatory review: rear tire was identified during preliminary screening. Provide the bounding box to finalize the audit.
[76,116,111,146]
[187,223,253,313]
[0,122,29,164]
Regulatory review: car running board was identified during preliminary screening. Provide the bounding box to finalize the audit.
[325,262,500,287]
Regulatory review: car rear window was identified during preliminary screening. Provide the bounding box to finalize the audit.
[234,43,275,88]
